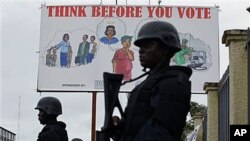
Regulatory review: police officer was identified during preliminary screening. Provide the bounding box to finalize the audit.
[118,21,192,141]
[35,96,68,141]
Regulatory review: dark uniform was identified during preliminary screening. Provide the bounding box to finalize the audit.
[35,97,68,141]
[120,66,191,141]
[117,21,192,141]
[37,121,68,141]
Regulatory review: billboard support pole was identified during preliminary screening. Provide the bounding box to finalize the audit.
[91,91,97,141]
[247,27,250,124]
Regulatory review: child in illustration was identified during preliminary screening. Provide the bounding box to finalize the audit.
[51,33,71,68]
[66,46,72,68]
[174,39,193,65]
[50,49,57,67]
[46,49,52,67]
[112,35,134,81]
[100,25,119,45]
[87,35,97,64]
[77,34,90,65]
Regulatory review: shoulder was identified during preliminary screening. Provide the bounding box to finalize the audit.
[113,49,121,54]
[152,66,192,90]
[100,36,107,41]
[162,66,192,80]
[39,125,61,141]
[112,37,118,41]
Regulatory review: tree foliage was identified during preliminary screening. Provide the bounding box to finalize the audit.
[181,101,207,141]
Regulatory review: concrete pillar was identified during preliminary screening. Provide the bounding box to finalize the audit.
[203,82,218,141]
[193,114,203,141]
[222,29,248,124]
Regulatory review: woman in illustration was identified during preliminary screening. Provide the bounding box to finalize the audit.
[100,25,119,45]
[112,35,134,81]
[51,33,71,68]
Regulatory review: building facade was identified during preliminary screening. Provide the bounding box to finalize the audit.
[0,127,16,141]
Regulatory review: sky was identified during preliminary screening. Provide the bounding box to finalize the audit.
[0,0,250,141]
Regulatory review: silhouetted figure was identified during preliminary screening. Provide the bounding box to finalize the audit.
[35,97,68,141]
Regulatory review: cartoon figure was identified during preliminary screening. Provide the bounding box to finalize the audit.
[46,49,52,67]
[100,25,119,45]
[66,46,72,68]
[87,35,97,63]
[51,33,71,68]
[174,39,193,65]
[50,49,57,67]
[77,34,90,65]
[112,35,134,81]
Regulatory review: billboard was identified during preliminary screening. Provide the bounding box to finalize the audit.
[37,5,219,93]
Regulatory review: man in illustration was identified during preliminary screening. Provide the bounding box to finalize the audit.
[174,39,193,65]
[77,34,90,65]
[51,33,71,68]
[100,25,119,45]
[112,35,134,81]
[86,35,97,64]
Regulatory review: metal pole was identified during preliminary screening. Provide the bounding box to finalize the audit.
[247,28,250,124]
[18,96,21,141]
[91,92,97,141]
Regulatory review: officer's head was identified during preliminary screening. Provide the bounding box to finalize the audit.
[35,97,62,124]
[134,21,181,69]
[72,138,83,141]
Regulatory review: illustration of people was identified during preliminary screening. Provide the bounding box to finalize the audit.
[66,46,72,68]
[100,25,119,45]
[174,39,193,65]
[50,48,57,67]
[87,35,97,63]
[51,33,71,68]
[77,34,90,65]
[46,49,52,67]
[112,35,134,81]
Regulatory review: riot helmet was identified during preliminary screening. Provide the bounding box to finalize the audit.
[35,96,62,115]
[134,21,181,53]
[72,138,83,141]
